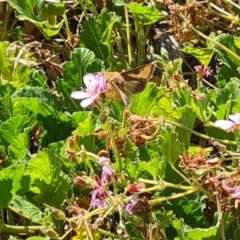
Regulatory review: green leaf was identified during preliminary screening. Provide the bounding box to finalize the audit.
[100,11,121,52]
[159,126,181,165]
[0,83,16,123]
[214,34,240,68]
[175,106,196,151]
[11,196,42,223]
[81,17,109,64]
[11,96,68,121]
[214,34,240,82]
[39,115,73,147]
[138,158,164,179]
[215,102,232,120]
[113,0,128,6]
[185,213,222,239]
[28,70,47,88]
[8,0,63,37]
[45,3,65,16]
[25,149,70,208]
[0,164,26,209]
[130,83,164,115]
[216,81,240,106]
[55,48,104,112]
[11,87,61,110]
[127,3,164,26]
[7,128,31,165]
[0,41,12,81]
[181,45,214,66]
[0,115,33,147]
[0,179,13,209]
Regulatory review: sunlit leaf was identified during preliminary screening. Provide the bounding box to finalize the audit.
[0,115,34,147]
[130,83,164,115]
[7,128,31,165]
[175,106,196,151]
[127,3,164,26]
[0,164,26,209]
[181,45,214,66]
[11,195,42,223]
[25,149,70,208]
[214,34,240,82]
[159,126,181,165]
[8,0,63,37]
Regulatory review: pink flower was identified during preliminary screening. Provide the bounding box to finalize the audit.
[98,157,110,165]
[101,165,114,184]
[194,65,211,78]
[71,73,107,108]
[222,182,240,199]
[125,195,138,214]
[214,113,240,132]
[90,175,109,209]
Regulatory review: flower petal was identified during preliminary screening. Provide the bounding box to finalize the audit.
[229,113,240,124]
[83,73,97,90]
[80,97,95,108]
[95,73,107,92]
[71,91,91,99]
[214,120,236,131]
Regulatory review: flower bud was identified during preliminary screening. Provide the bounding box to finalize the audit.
[42,229,59,239]
[52,208,66,220]
[69,219,79,229]
[127,182,145,193]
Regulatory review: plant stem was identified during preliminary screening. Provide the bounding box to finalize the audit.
[114,28,126,69]
[105,116,122,171]
[191,26,240,62]
[149,186,199,205]
[124,6,133,65]
[165,119,239,146]
[63,11,72,41]
[79,0,88,19]
[170,164,192,185]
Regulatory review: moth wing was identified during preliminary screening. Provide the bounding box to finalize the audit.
[120,63,156,94]
[110,82,131,105]
[120,63,156,82]
[123,80,147,94]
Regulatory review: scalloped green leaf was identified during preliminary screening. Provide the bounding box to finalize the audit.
[11,196,43,223]
[0,41,12,81]
[81,17,109,65]
[8,0,63,37]
[175,106,196,151]
[25,149,70,208]
[185,213,222,239]
[130,83,164,115]
[159,126,181,165]
[127,3,164,26]
[7,128,31,165]
[214,34,240,82]
[0,83,16,123]
[28,70,48,88]
[0,164,26,209]
[181,45,214,66]
[0,115,34,147]
[0,179,13,209]
[38,114,73,147]
[11,87,61,110]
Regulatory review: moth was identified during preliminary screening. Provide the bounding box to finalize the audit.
[104,62,156,105]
